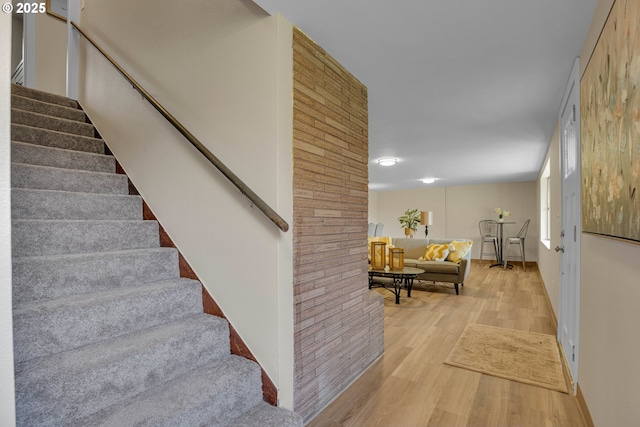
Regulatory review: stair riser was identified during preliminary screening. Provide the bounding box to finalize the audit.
[11,141,114,173]
[12,94,87,122]
[194,361,264,427]
[14,279,204,363]
[75,356,263,427]
[15,315,231,427]
[12,108,95,137]
[12,190,142,220]
[12,248,181,305]
[12,163,129,194]
[226,402,305,427]
[12,220,159,257]
[11,123,104,154]
[11,84,79,108]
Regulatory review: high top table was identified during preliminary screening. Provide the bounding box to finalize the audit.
[490,221,515,268]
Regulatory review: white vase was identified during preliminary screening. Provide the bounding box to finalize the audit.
[499,217,504,223]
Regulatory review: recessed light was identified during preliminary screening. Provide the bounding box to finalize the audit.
[421,178,436,184]
[377,158,397,166]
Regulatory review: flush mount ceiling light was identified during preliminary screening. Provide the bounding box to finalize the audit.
[421,178,436,184]
[377,158,398,166]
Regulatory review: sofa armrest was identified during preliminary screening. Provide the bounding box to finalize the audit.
[458,257,471,283]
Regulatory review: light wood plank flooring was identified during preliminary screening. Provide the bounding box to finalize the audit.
[307,260,586,427]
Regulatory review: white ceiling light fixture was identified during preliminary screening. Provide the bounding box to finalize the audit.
[377,158,398,166]
[421,178,436,184]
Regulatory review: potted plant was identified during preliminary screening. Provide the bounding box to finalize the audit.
[398,208,421,237]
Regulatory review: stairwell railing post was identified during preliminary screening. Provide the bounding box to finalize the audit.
[67,0,80,99]
[65,0,81,100]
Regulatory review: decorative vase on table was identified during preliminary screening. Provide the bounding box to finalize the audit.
[494,208,510,223]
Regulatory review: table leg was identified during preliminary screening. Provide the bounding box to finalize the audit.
[493,224,514,269]
[392,275,402,304]
[499,226,503,263]
[403,276,415,297]
[490,223,508,268]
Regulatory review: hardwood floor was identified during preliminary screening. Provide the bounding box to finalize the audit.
[306,260,586,427]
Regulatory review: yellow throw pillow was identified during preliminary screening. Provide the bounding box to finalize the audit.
[446,240,473,263]
[421,243,452,262]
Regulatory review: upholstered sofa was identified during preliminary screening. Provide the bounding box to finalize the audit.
[390,238,472,295]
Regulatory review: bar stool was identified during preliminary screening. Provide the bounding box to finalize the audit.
[504,219,530,270]
[478,220,499,262]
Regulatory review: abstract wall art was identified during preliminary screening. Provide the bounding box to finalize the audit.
[581,0,640,242]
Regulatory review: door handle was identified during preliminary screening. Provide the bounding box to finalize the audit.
[555,246,564,253]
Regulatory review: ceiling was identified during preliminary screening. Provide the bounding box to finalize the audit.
[253,0,598,191]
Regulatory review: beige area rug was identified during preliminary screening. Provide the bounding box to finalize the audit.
[444,323,568,393]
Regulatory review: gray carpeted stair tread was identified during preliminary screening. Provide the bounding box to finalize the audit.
[12,84,79,108]
[11,123,104,154]
[11,94,87,122]
[12,188,142,220]
[15,314,231,427]
[11,141,114,172]
[12,247,180,305]
[11,162,128,194]
[12,107,95,137]
[13,278,203,363]
[225,401,304,427]
[73,356,263,427]
[12,219,159,257]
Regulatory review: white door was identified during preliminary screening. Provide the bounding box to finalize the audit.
[558,58,581,393]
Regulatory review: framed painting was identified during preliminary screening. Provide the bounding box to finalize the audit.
[581,0,640,242]
[46,0,67,22]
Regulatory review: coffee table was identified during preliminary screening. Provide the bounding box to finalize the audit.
[368,267,425,304]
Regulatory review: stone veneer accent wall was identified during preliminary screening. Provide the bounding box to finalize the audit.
[292,28,384,421]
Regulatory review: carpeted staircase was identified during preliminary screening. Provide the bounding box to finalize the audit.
[10,84,302,427]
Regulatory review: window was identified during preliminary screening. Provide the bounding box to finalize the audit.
[540,159,551,248]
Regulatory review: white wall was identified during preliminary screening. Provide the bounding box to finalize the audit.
[372,187,446,239]
[371,180,539,261]
[77,0,295,407]
[537,123,562,314]
[11,15,22,72]
[579,234,640,425]
[368,190,379,224]
[34,13,66,96]
[1,12,17,427]
[19,11,66,94]
[274,14,294,409]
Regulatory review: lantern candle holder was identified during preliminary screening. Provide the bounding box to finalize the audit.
[370,241,387,270]
[389,247,405,271]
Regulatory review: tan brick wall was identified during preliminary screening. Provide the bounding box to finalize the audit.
[292,28,384,421]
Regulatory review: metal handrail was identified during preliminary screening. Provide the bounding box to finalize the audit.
[71,21,289,232]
